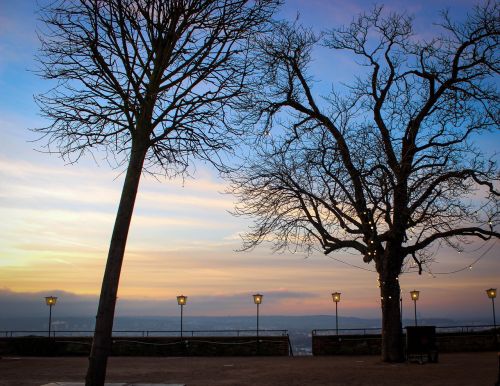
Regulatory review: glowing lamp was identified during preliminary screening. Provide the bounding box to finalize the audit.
[486,288,497,299]
[177,295,187,305]
[332,292,341,303]
[45,296,58,306]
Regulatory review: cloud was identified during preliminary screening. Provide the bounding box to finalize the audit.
[0,288,319,319]
[0,154,241,271]
[0,157,233,214]
[0,288,98,318]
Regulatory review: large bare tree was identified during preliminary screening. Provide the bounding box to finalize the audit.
[35,0,279,384]
[230,3,500,361]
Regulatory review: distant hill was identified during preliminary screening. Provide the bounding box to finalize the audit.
[0,314,490,333]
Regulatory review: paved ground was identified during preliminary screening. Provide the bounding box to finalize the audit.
[0,353,498,386]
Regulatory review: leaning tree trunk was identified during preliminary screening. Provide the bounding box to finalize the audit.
[85,141,148,386]
[380,272,404,362]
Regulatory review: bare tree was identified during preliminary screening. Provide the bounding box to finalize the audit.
[36,0,279,384]
[230,2,500,362]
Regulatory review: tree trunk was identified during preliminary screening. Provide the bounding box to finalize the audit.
[85,142,147,386]
[380,274,404,362]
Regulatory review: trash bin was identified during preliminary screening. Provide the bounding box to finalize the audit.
[406,326,438,363]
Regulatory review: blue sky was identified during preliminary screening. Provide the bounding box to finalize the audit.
[0,0,498,320]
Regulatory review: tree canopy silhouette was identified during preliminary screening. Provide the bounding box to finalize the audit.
[231,2,499,362]
[36,0,279,384]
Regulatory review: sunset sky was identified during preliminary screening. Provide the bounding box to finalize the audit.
[0,0,498,321]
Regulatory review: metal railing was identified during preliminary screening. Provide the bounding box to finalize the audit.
[434,325,498,334]
[0,329,288,338]
[312,325,498,337]
[312,327,382,336]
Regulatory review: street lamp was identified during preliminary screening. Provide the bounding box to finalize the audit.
[177,295,187,338]
[332,292,341,335]
[410,290,420,326]
[486,288,497,330]
[487,289,500,386]
[44,296,57,337]
[253,294,263,336]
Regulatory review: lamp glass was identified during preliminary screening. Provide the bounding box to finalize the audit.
[486,288,497,299]
[410,290,420,301]
[332,292,341,303]
[177,295,187,305]
[45,296,58,306]
[253,294,263,304]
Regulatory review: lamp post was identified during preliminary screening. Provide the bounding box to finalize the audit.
[253,294,263,336]
[487,289,500,386]
[177,295,187,338]
[44,296,57,337]
[486,288,497,331]
[400,296,403,326]
[410,290,420,326]
[332,292,341,335]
